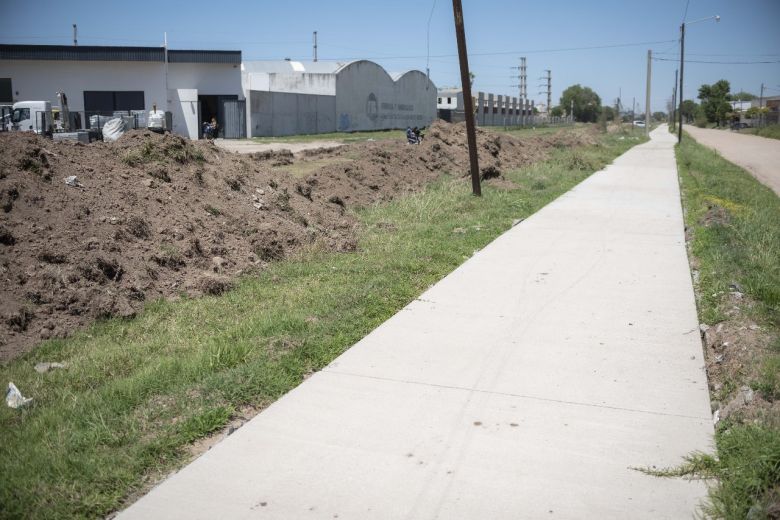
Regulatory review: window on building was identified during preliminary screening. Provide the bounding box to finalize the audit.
[84,91,145,116]
[438,97,442,104]
[447,97,452,104]
[0,78,12,103]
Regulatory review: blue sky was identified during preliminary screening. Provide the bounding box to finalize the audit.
[2,0,779,112]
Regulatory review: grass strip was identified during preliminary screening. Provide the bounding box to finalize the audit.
[740,125,780,141]
[675,134,780,519]
[0,129,642,519]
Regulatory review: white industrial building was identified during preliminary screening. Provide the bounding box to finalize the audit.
[242,60,436,136]
[1,46,438,139]
[0,44,245,139]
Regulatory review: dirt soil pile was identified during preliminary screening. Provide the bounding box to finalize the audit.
[0,122,596,359]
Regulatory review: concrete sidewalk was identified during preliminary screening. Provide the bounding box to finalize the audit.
[119,127,713,519]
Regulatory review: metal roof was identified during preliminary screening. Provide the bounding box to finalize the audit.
[168,50,241,64]
[390,70,429,81]
[0,44,240,64]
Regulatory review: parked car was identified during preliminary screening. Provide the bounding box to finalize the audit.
[633,120,646,127]
[730,121,751,131]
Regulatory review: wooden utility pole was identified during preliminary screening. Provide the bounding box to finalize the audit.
[759,82,765,127]
[671,69,678,131]
[645,50,651,134]
[452,0,481,196]
[678,22,685,143]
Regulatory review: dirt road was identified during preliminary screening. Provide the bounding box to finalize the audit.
[214,139,344,155]
[685,126,780,196]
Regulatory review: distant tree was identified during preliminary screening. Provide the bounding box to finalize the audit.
[681,100,698,123]
[652,111,666,122]
[698,80,732,126]
[602,105,615,121]
[550,106,564,117]
[732,91,757,101]
[745,106,768,119]
[560,84,602,123]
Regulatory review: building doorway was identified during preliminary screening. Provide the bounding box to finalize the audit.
[197,94,238,138]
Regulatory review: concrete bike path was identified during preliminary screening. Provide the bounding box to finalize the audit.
[119,127,713,519]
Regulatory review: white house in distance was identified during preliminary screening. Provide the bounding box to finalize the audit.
[729,99,753,112]
[242,59,437,136]
[436,88,462,110]
[0,44,244,139]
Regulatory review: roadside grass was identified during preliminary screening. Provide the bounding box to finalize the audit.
[497,123,580,138]
[740,125,780,141]
[675,134,780,519]
[249,129,401,144]
[0,131,643,519]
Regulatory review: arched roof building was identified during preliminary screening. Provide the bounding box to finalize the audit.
[242,59,436,136]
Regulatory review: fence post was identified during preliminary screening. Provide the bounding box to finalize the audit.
[477,91,485,126]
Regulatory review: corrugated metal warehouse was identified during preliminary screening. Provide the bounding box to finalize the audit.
[242,60,437,136]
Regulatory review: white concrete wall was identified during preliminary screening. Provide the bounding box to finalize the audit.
[168,62,242,97]
[169,88,199,139]
[249,91,335,137]
[0,60,166,112]
[268,73,336,96]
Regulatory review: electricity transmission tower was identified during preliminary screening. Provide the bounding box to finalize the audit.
[538,69,551,119]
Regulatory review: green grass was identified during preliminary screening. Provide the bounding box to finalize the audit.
[675,134,780,519]
[677,135,779,326]
[249,129,401,144]
[495,124,576,138]
[740,125,780,141]
[637,427,780,518]
[0,132,642,519]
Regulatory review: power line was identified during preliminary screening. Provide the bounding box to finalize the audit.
[4,34,679,62]
[654,40,680,55]
[682,0,691,23]
[654,51,780,57]
[425,0,438,78]
[319,38,679,61]
[653,57,780,64]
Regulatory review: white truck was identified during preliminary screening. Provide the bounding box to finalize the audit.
[10,101,53,135]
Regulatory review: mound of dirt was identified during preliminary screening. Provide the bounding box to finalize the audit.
[0,122,596,359]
